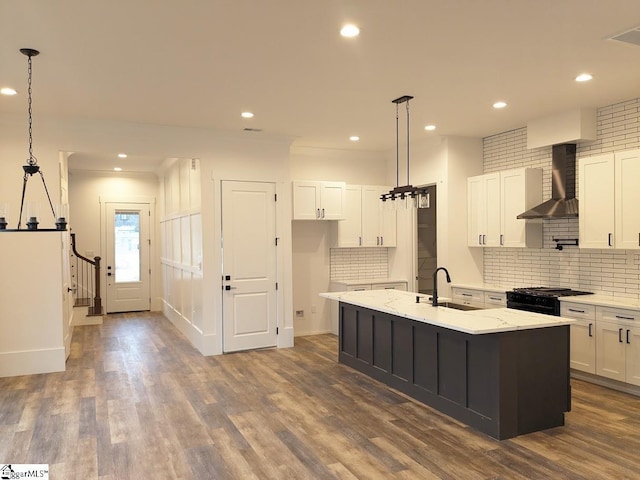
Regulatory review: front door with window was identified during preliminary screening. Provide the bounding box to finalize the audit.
[105,203,151,313]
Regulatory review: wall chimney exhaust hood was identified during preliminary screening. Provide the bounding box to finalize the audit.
[517,144,577,219]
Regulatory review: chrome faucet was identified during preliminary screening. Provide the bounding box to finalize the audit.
[432,267,452,306]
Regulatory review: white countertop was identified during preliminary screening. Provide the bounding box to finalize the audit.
[330,278,408,286]
[450,283,513,294]
[559,294,640,310]
[320,289,573,335]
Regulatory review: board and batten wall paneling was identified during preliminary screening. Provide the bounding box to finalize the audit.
[482,98,640,300]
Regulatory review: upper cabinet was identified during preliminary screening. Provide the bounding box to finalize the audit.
[467,168,542,248]
[336,185,396,247]
[579,149,640,249]
[292,181,346,220]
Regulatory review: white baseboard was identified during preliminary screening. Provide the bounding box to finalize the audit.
[0,347,66,378]
[294,328,332,337]
[571,370,640,397]
[162,302,222,356]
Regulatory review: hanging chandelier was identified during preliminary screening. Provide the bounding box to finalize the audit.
[12,48,66,231]
[380,95,429,207]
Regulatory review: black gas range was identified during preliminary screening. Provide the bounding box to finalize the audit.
[506,287,593,316]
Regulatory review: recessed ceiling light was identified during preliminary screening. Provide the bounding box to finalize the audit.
[340,24,360,37]
[117,153,127,158]
[241,112,254,118]
[575,73,593,82]
[0,87,17,95]
[424,125,436,131]
[493,101,507,109]
[349,136,360,141]
[114,167,122,172]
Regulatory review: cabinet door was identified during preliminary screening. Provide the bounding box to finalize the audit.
[579,154,615,248]
[615,149,640,250]
[467,176,485,246]
[625,326,640,386]
[500,168,542,248]
[570,319,596,374]
[379,186,397,247]
[292,181,320,220]
[337,185,362,247]
[361,185,382,246]
[596,320,626,381]
[320,182,345,220]
[483,173,501,246]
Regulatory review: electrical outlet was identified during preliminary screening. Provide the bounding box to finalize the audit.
[295,310,304,317]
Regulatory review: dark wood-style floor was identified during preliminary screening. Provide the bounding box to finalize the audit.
[1,313,640,479]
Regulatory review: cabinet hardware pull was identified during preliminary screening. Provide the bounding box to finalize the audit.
[489,296,501,301]
[568,308,585,313]
[619,328,623,343]
[321,208,325,218]
[588,323,593,337]
[483,234,486,245]
[627,329,631,344]
[316,208,320,219]
[615,315,635,321]
[381,236,384,246]
[359,236,362,246]
[500,234,504,246]
[377,236,380,246]
[462,293,472,297]
[638,232,640,247]
[608,233,613,247]
[478,234,482,245]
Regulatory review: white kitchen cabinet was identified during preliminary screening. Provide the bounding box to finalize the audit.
[484,291,506,307]
[596,320,627,382]
[579,153,615,248]
[500,168,543,248]
[451,287,485,308]
[595,306,640,385]
[561,302,596,374]
[292,180,345,220]
[579,149,640,249]
[467,173,500,247]
[467,168,542,248]
[336,185,396,247]
[615,149,640,249]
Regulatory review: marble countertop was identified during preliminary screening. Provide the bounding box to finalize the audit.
[320,289,573,335]
[559,294,640,310]
[330,278,409,286]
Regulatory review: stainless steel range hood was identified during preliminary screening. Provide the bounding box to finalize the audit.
[517,144,578,219]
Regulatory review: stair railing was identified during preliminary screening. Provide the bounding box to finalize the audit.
[70,232,103,316]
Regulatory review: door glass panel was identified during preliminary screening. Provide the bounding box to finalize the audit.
[115,211,140,282]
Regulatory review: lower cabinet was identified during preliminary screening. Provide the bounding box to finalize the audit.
[339,302,570,440]
[561,302,596,374]
[451,287,506,309]
[563,301,640,386]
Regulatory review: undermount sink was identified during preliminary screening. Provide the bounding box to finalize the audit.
[436,302,481,311]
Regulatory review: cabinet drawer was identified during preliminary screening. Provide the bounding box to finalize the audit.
[484,292,506,306]
[451,287,484,305]
[346,284,372,292]
[597,306,640,326]
[561,302,596,320]
[373,282,407,291]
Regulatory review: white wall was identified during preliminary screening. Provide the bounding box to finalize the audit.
[68,170,161,308]
[482,97,640,300]
[290,146,391,336]
[0,112,295,357]
[0,232,65,377]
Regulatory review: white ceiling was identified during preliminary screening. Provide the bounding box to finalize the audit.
[2,0,640,169]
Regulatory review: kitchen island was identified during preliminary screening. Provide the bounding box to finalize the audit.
[320,289,573,440]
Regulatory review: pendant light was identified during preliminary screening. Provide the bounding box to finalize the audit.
[14,48,65,231]
[380,95,429,207]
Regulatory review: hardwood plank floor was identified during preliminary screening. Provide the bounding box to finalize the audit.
[1,311,640,479]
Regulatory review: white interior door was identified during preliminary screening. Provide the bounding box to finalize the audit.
[105,203,151,313]
[222,181,277,352]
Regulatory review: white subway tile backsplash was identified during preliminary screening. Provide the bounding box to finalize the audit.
[330,248,389,281]
[482,97,640,301]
